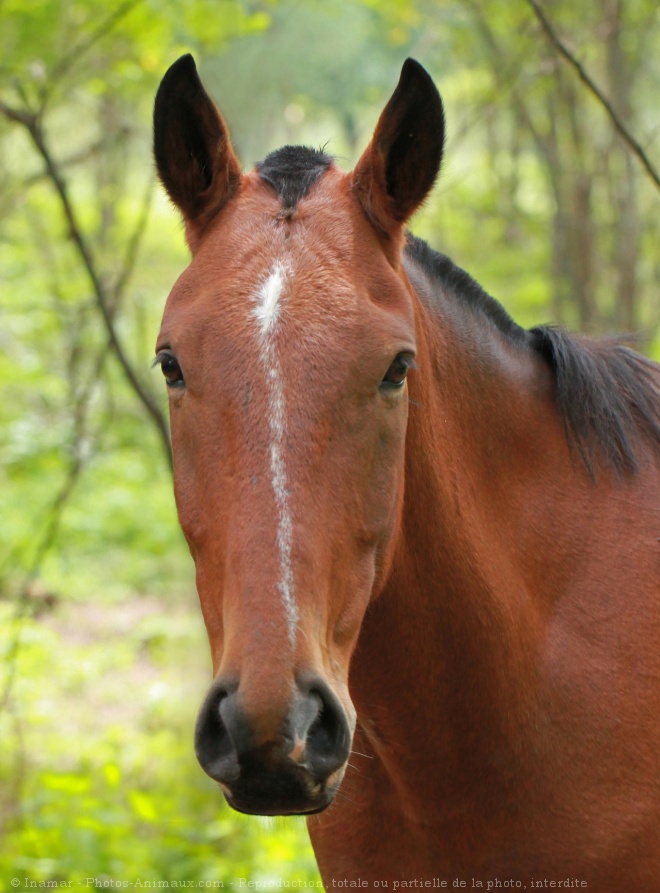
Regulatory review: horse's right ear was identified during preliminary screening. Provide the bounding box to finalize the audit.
[351,59,444,237]
[154,54,241,247]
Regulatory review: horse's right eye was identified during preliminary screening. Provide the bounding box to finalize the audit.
[155,351,185,388]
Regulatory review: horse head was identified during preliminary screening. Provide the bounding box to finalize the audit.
[153,55,444,815]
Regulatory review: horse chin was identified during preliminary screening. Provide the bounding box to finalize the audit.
[220,766,343,817]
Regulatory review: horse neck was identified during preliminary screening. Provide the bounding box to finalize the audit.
[350,275,572,802]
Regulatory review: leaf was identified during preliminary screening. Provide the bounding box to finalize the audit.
[128,789,159,822]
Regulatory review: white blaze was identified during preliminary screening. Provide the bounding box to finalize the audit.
[252,262,298,647]
[254,262,286,337]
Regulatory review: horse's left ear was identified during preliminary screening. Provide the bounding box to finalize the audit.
[352,59,444,235]
[154,54,241,247]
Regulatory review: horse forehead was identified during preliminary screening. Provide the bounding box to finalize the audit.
[212,168,357,265]
[194,188,362,307]
[162,169,391,347]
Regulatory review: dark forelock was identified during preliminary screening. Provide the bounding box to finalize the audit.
[256,146,333,209]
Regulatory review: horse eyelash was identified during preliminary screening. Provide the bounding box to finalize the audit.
[151,349,173,368]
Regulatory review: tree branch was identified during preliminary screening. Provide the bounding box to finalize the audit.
[0,328,117,715]
[112,176,156,305]
[0,395,89,714]
[524,0,660,191]
[40,0,143,110]
[0,99,31,127]
[0,104,172,470]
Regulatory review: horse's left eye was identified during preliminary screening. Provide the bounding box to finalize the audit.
[381,353,415,390]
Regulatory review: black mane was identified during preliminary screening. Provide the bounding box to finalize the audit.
[404,233,660,477]
[257,146,333,210]
[405,233,527,345]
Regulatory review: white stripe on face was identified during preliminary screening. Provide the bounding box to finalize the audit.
[252,262,298,648]
[254,260,286,336]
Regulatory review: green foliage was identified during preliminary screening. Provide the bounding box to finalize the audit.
[0,601,319,884]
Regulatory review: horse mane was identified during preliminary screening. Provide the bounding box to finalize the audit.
[527,326,660,477]
[404,233,660,478]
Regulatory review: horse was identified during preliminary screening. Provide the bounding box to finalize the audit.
[152,55,660,889]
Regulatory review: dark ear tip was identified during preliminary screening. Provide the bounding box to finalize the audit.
[397,58,443,120]
[171,53,197,73]
[401,58,434,86]
[398,57,444,129]
[164,53,196,82]
[156,54,199,103]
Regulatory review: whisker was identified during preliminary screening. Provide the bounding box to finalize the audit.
[332,789,357,806]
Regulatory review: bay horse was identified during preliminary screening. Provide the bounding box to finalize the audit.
[152,56,660,889]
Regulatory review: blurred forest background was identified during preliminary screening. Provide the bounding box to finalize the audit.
[1,0,659,885]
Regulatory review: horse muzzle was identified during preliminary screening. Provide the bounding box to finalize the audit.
[194,675,353,815]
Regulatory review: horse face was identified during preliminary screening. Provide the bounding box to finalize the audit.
[154,56,443,815]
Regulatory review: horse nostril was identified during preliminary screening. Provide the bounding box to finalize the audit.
[194,680,240,784]
[194,673,351,807]
[302,680,351,781]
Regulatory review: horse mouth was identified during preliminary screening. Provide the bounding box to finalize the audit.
[225,792,332,817]
[219,763,343,816]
